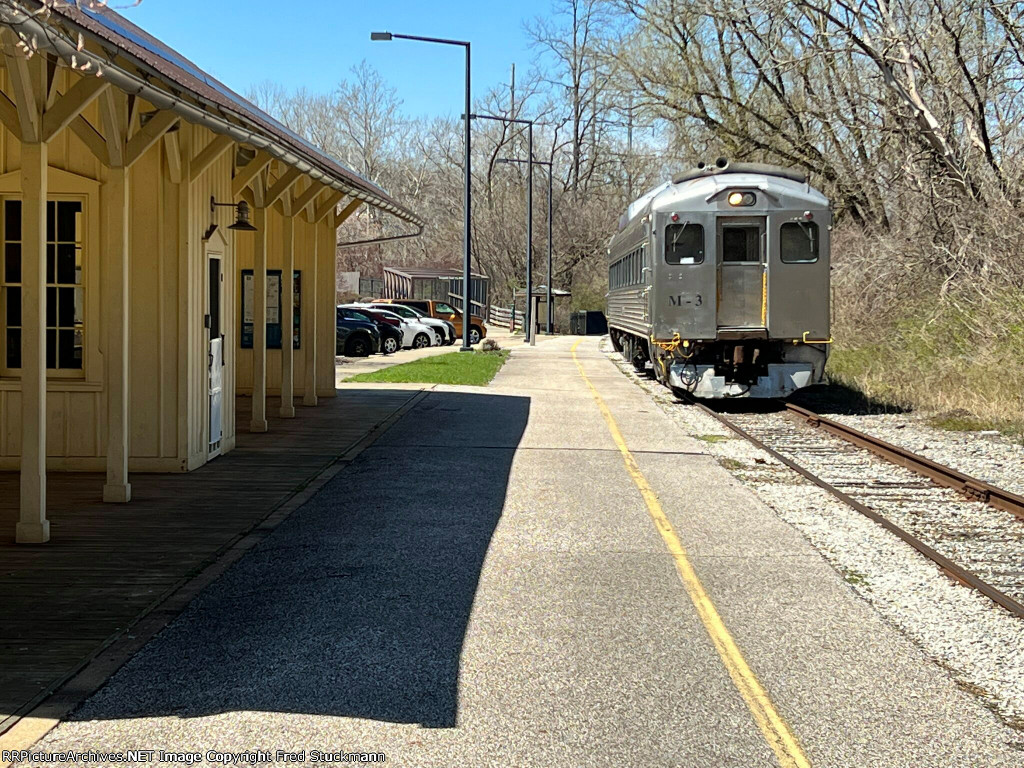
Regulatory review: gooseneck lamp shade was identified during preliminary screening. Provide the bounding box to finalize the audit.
[370,31,393,41]
[228,200,258,231]
[210,197,258,232]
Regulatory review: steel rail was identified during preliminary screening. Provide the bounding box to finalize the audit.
[686,399,1024,620]
[784,403,1024,521]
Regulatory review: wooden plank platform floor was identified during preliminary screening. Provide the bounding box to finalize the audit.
[0,387,419,729]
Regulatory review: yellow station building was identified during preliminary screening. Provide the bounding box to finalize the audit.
[0,2,421,543]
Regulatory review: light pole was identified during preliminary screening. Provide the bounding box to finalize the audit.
[471,113,535,344]
[497,157,553,334]
[371,31,474,351]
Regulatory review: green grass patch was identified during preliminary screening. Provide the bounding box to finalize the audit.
[695,434,730,443]
[717,458,745,471]
[840,567,870,588]
[928,414,999,433]
[345,350,510,386]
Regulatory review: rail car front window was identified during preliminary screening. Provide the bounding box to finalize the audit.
[665,222,704,264]
[780,221,819,263]
[721,226,760,262]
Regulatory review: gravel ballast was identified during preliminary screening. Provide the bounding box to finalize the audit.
[826,412,1024,498]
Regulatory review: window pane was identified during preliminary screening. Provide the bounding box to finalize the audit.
[46,244,55,283]
[722,227,760,262]
[58,287,77,326]
[6,327,19,368]
[57,244,77,283]
[5,286,19,326]
[5,200,21,242]
[58,328,82,369]
[46,328,56,369]
[780,222,819,263]
[666,222,705,264]
[4,243,20,282]
[57,201,81,242]
[46,202,55,242]
[46,287,56,326]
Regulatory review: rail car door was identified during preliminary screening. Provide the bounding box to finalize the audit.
[766,210,831,340]
[716,217,766,329]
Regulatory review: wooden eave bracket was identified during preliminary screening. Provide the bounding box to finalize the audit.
[231,149,272,197]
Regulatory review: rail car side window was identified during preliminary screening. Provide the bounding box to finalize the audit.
[780,222,819,263]
[665,222,704,264]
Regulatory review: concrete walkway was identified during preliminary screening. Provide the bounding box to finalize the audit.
[13,336,1022,766]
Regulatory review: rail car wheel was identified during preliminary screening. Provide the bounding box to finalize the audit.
[610,332,624,353]
[630,338,651,376]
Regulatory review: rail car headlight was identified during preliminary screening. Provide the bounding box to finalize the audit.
[728,191,756,207]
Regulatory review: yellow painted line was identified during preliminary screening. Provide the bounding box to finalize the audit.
[571,338,811,768]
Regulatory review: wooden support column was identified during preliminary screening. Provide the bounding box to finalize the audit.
[97,88,133,502]
[279,207,295,418]
[16,142,49,543]
[302,217,318,407]
[101,166,131,502]
[317,209,338,399]
[250,204,269,432]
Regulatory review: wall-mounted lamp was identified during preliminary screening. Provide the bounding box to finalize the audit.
[210,197,258,231]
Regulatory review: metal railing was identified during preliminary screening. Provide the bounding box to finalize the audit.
[489,305,525,331]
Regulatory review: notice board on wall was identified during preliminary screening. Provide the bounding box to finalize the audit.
[241,270,301,349]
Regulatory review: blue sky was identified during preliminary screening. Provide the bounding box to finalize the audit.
[129,0,553,118]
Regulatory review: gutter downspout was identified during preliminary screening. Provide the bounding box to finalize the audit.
[335,224,424,249]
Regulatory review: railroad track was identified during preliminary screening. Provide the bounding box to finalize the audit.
[686,397,1024,620]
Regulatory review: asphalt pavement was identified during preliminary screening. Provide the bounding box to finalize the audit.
[23,335,1024,766]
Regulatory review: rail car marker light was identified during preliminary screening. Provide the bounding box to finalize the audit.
[728,191,756,207]
[803,210,814,220]
[671,213,679,222]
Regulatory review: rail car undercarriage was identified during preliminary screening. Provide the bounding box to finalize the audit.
[611,330,827,399]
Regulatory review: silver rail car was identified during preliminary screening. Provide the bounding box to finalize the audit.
[606,159,831,398]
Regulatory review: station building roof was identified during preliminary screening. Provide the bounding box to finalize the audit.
[1,0,422,226]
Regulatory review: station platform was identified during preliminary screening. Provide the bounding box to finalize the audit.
[7,336,1022,766]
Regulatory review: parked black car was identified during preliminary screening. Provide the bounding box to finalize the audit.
[336,307,381,357]
[340,305,404,355]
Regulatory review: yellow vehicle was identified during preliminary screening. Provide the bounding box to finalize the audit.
[373,299,488,345]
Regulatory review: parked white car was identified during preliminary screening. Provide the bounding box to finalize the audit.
[370,303,453,346]
[350,304,436,350]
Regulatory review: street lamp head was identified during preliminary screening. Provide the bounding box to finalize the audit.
[370,31,393,41]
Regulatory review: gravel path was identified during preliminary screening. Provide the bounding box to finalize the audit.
[602,338,1024,730]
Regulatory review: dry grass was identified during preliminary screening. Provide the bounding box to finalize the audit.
[828,210,1024,438]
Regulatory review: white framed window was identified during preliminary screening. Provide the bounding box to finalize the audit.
[1,199,85,373]
[0,167,99,383]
